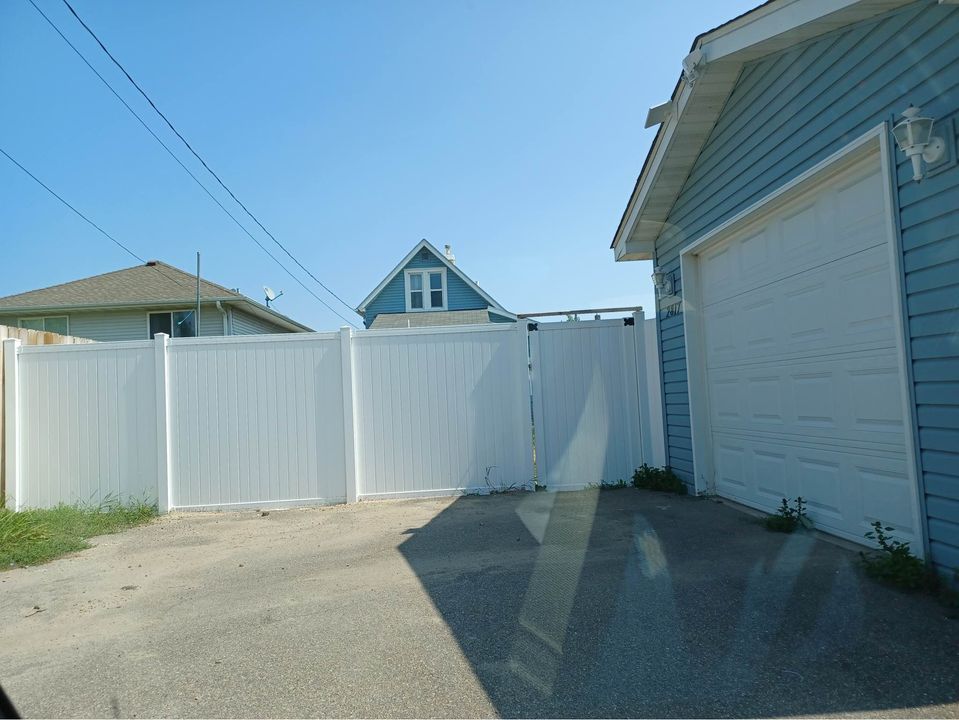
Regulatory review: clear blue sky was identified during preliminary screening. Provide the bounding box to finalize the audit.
[1,0,756,330]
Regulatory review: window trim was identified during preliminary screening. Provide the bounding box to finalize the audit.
[404,268,447,312]
[18,315,69,334]
[147,309,198,339]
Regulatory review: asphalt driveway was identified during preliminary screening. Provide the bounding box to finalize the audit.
[1,489,957,718]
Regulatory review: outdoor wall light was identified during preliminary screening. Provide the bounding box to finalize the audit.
[651,266,672,297]
[892,105,945,182]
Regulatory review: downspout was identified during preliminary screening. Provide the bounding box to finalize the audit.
[216,301,229,336]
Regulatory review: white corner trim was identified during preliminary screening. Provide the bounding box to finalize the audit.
[878,126,927,558]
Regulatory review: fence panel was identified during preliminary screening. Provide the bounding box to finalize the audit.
[352,324,533,498]
[16,341,157,508]
[531,318,647,490]
[1,325,94,501]
[166,334,347,510]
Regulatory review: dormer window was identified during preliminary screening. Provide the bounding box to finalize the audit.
[405,268,447,311]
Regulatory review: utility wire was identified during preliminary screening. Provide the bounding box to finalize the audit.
[0,146,194,291]
[59,0,359,319]
[24,0,358,328]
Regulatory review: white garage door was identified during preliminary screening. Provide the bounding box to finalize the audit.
[698,154,919,544]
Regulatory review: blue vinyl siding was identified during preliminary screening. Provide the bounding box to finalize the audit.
[654,1,959,572]
[363,248,491,328]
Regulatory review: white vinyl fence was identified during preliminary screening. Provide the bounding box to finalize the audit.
[352,325,533,499]
[166,333,350,510]
[3,316,662,512]
[13,341,158,509]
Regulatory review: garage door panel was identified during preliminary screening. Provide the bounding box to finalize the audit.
[704,245,896,367]
[699,156,915,546]
[753,450,788,501]
[699,165,886,307]
[713,433,917,543]
[708,352,906,450]
[839,259,897,339]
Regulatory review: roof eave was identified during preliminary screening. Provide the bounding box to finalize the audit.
[230,298,315,332]
[0,297,242,315]
[611,0,913,261]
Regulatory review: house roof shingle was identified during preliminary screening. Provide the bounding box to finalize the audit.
[0,261,244,310]
[369,309,492,329]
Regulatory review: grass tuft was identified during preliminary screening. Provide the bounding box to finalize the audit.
[0,498,156,569]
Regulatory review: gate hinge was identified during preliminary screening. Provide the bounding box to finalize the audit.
[527,322,539,331]
[623,317,634,326]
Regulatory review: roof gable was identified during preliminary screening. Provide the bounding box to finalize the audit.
[356,240,509,315]
[611,0,913,260]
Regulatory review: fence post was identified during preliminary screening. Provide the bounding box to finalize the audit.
[154,333,173,513]
[3,338,20,511]
[515,321,536,491]
[340,326,359,503]
[632,310,653,469]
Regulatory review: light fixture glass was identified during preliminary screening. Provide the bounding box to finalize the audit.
[892,105,945,182]
[651,266,666,292]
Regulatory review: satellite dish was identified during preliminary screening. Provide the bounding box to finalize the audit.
[263,286,284,307]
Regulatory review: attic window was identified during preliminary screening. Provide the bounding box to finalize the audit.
[405,268,446,312]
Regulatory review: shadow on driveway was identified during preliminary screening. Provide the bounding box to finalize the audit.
[399,489,958,718]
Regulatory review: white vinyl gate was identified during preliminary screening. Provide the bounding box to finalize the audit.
[3,317,661,511]
[529,315,656,490]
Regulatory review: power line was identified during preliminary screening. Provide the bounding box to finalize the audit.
[0,145,192,291]
[24,0,358,328]
[58,0,359,319]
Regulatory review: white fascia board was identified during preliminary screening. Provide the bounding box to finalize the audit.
[356,240,430,312]
[702,0,867,61]
[612,79,693,257]
[488,306,518,321]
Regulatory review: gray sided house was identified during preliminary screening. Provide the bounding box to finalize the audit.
[0,260,312,341]
[612,0,959,574]
[357,239,515,329]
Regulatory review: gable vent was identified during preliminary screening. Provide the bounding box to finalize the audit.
[419,249,430,261]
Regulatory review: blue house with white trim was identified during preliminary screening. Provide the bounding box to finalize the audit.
[357,240,515,329]
[612,0,959,577]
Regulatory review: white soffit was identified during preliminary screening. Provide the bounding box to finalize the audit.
[612,0,911,261]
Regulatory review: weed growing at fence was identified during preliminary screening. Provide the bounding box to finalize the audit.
[599,479,629,490]
[0,498,156,569]
[631,464,688,495]
[764,497,810,533]
[860,521,959,614]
